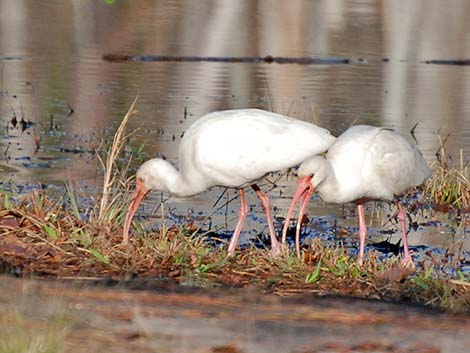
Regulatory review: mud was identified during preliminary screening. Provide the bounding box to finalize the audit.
[1,276,468,353]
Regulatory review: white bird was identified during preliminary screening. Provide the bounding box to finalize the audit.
[281,125,432,266]
[123,108,335,256]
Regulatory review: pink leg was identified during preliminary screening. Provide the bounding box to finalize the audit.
[357,203,367,266]
[295,189,314,258]
[252,184,281,256]
[227,189,248,256]
[397,202,415,268]
[280,197,302,244]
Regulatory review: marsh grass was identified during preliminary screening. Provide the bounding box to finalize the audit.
[0,186,468,312]
[0,101,469,314]
[95,96,139,225]
[0,311,67,353]
[424,134,470,209]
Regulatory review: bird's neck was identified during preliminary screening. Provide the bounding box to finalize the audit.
[164,166,206,197]
[313,159,342,203]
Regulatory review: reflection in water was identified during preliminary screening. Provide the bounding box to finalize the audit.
[0,0,469,254]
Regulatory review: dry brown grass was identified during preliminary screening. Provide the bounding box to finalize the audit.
[424,134,470,209]
[0,191,468,313]
[95,96,139,224]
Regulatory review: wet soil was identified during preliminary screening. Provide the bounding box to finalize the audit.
[1,275,468,353]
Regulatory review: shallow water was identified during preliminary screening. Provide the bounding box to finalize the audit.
[0,0,469,266]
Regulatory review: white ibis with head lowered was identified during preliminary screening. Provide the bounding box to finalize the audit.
[281,125,431,267]
[123,109,335,256]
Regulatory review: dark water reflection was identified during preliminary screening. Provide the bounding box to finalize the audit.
[0,0,469,258]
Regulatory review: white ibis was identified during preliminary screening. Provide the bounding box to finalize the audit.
[123,109,335,256]
[281,125,432,267]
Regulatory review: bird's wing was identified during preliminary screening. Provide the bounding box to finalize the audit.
[185,110,334,186]
[363,128,431,198]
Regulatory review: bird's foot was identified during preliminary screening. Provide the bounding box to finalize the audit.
[226,246,236,258]
[401,255,416,270]
[358,256,364,267]
[270,241,287,257]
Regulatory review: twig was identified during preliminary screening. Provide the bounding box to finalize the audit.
[99,96,138,221]
[24,231,76,256]
[264,75,277,113]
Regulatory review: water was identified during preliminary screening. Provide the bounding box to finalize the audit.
[0,0,469,265]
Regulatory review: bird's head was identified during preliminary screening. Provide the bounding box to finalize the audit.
[136,158,174,193]
[122,158,175,245]
[297,155,327,189]
[281,155,327,246]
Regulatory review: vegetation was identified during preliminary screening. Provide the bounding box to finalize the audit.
[0,310,67,353]
[0,183,468,312]
[0,100,468,315]
[423,134,470,209]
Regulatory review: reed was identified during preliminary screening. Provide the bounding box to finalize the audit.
[0,311,67,353]
[424,134,470,208]
[96,96,138,223]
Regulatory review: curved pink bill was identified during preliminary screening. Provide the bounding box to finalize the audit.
[281,176,313,244]
[122,178,150,245]
[295,185,315,258]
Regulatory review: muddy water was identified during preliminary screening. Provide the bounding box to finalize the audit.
[0,1,469,262]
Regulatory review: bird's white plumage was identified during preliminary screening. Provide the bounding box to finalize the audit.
[141,109,335,197]
[300,125,431,203]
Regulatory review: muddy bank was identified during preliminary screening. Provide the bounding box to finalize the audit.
[1,275,468,353]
